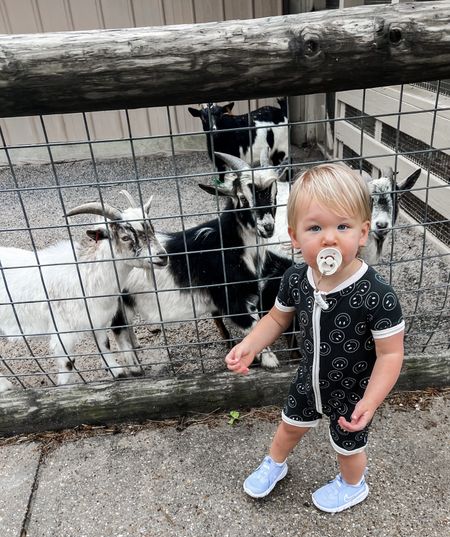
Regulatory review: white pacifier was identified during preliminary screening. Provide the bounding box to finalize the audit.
[314,248,343,310]
[316,248,343,276]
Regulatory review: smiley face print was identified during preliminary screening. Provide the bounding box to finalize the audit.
[341,440,356,450]
[301,278,309,294]
[335,313,351,329]
[300,310,309,326]
[349,293,364,308]
[323,297,337,312]
[364,337,375,351]
[347,392,361,404]
[304,339,313,354]
[329,329,345,344]
[383,292,397,311]
[339,284,355,296]
[374,318,393,330]
[306,296,314,312]
[365,292,380,310]
[343,339,360,353]
[341,377,356,389]
[302,407,317,419]
[328,370,343,382]
[320,342,331,356]
[356,280,371,295]
[332,357,348,370]
[352,361,367,374]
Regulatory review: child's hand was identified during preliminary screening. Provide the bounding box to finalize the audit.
[225,343,256,375]
[338,399,375,432]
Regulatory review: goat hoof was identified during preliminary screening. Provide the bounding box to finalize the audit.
[261,352,280,369]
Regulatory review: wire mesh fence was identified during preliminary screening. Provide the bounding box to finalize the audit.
[0,81,449,394]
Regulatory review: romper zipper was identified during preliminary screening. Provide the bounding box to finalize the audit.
[312,299,323,414]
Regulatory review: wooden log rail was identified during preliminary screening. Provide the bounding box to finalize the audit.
[0,355,448,435]
[0,1,450,117]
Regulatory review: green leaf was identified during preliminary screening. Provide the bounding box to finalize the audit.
[228,410,240,425]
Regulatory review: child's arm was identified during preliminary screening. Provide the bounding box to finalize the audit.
[225,306,294,375]
[338,330,404,432]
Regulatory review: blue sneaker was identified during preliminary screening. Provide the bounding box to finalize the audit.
[243,456,288,498]
[312,474,369,513]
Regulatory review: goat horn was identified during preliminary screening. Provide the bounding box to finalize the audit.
[143,195,154,215]
[119,190,138,208]
[214,152,249,171]
[66,202,122,221]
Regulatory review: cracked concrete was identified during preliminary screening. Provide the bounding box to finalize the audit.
[0,393,448,537]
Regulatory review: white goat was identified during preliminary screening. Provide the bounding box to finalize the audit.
[0,198,167,392]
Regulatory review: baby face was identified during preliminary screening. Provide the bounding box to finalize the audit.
[288,200,369,281]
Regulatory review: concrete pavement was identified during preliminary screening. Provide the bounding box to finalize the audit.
[1,391,449,537]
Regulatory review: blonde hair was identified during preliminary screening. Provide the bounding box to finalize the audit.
[287,164,372,230]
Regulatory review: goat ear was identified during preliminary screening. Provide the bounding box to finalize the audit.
[188,107,201,117]
[380,166,394,180]
[86,228,109,241]
[223,102,234,113]
[198,183,228,197]
[396,168,421,195]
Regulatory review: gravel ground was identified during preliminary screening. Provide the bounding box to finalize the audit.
[0,147,448,389]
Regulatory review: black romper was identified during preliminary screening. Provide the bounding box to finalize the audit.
[275,261,404,455]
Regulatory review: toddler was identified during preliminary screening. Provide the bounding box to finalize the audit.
[225,163,404,513]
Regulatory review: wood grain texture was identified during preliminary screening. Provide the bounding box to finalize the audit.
[0,354,448,435]
[0,2,450,116]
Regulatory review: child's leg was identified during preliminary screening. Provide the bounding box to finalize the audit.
[269,421,310,462]
[243,421,310,499]
[338,450,367,484]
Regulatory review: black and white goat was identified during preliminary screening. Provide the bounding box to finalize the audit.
[188,99,289,171]
[110,150,288,369]
[268,165,421,262]
[362,166,421,263]
[0,198,167,392]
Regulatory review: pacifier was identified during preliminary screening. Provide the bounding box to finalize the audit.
[316,248,342,276]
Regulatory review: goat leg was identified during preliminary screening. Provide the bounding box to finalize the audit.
[213,317,232,349]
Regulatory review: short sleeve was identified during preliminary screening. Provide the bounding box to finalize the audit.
[367,273,404,339]
[275,264,303,313]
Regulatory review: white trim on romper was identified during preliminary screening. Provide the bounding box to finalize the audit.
[307,261,369,294]
[372,320,405,339]
[275,298,296,312]
[329,431,368,455]
[282,410,320,428]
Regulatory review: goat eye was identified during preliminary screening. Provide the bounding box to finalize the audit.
[121,236,131,242]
